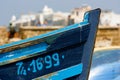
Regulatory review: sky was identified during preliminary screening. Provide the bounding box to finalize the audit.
[0,0,119,26]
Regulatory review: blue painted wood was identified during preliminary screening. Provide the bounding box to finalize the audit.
[69,8,101,80]
[46,63,83,80]
[0,8,101,80]
[0,42,48,64]
[0,27,85,80]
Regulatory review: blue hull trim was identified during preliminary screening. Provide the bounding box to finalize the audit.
[0,42,48,64]
[49,63,83,80]
[37,63,83,80]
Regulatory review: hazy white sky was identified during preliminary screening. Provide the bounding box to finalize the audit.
[0,0,119,25]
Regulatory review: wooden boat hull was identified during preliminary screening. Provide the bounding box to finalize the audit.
[0,9,101,80]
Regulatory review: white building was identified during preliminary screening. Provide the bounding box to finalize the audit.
[100,11,120,27]
[10,5,120,27]
[70,6,91,23]
[10,5,70,26]
[9,15,17,26]
[10,14,36,27]
[42,5,53,15]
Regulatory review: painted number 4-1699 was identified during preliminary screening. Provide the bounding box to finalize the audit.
[16,53,63,76]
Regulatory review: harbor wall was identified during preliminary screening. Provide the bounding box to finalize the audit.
[95,26,120,47]
[0,27,8,45]
[19,26,63,39]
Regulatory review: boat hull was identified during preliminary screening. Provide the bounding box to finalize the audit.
[0,9,101,80]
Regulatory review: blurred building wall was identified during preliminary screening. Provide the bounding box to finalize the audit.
[95,26,120,47]
[19,26,63,39]
[0,27,8,45]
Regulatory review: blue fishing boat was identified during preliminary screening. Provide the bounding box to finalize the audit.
[0,9,101,80]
